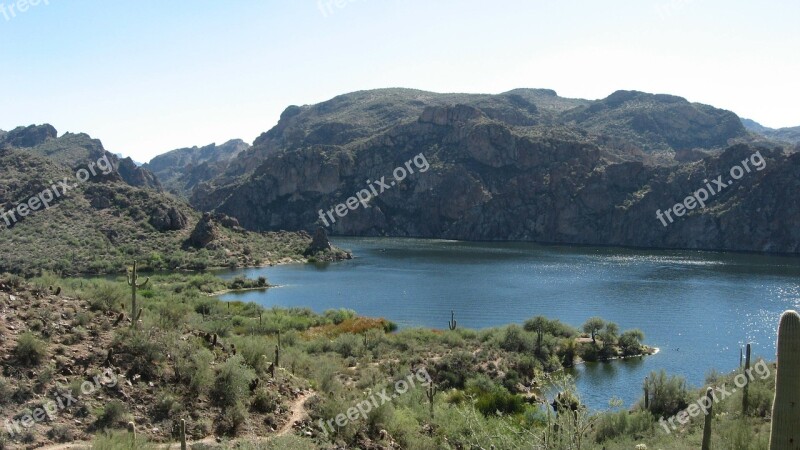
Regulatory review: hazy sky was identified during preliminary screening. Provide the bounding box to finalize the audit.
[1,0,798,162]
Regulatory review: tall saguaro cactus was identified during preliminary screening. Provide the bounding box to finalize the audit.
[769,310,800,450]
[701,387,714,450]
[742,343,751,415]
[127,261,149,326]
[180,418,187,450]
[425,383,437,419]
[448,310,457,331]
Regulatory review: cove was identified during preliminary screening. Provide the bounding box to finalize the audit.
[216,237,800,410]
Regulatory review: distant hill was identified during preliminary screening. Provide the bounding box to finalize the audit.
[143,139,249,197]
[742,118,800,145]
[0,124,161,189]
[0,125,347,276]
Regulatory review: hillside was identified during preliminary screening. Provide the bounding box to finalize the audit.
[0,125,349,276]
[143,139,250,197]
[742,118,800,145]
[183,89,798,254]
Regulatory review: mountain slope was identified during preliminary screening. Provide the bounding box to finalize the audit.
[144,139,250,196]
[188,90,797,254]
[0,124,161,189]
[742,118,800,145]
[198,88,742,190]
[0,126,347,276]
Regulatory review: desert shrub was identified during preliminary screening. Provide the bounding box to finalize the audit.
[233,336,273,373]
[644,370,690,418]
[212,355,255,408]
[435,351,476,389]
[218,401,248,435]
[34,363,56,392]
[88,282,126,312]
[47,425,75,443]
[475,386,526,416]
[96,400,127,428]
[594,409,654,442]
[14,332,48,366]
[252,388,280,413]
[154,391,182,420]
[324,308,356,325]
[499,325,533,353]
[158,300,190,328]
[174,345,214,394]
[0,376,12,404]
[112,328,164,381]
[333,333,362,358]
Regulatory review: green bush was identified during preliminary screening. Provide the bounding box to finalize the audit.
[594,409,654,442]
[0,376,11,404]
[252,388,280,413]
[14,332,48,366]
[88,282,126,312]
[96,400,127,428]
[475,387,526,416]
[212,355,255,408]
[644,370,690,418]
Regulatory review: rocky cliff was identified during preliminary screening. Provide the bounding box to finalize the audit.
[184,89,797,254]
[144,139,250,196]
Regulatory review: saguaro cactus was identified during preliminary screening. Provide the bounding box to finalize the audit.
[742,343,751,415]
[425,383,437,418]
[274,344,280,368]
[769,310,800,450]
[448,310,457,331]
[701,387,713,450]
[643,376,649,411]
[127,261,149,326]
[180,418,187,450]
[127,422,136,446]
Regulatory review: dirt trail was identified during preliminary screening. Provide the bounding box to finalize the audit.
[276,391,314,437]
[36,392,316,450]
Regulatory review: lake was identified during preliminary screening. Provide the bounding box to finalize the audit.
[217,237,800,410]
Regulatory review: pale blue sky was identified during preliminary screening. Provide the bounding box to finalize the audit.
[1,0,798,162]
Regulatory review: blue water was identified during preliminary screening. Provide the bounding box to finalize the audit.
[217,237,800,410]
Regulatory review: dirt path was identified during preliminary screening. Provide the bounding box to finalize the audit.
[36,391,316,450]
[277,391,314,437]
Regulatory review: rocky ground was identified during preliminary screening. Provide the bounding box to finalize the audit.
[0,281,312,450]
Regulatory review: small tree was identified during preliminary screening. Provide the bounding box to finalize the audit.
[619,329,645,355]
[524,316,549,356]
[600,322,620,348]
[582,317,606,345]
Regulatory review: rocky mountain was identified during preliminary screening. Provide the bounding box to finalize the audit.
[0,124,161,190]
[143,139,250,196]
[187,89,797,254]
[0,125,346,276]
[742,118,800,145]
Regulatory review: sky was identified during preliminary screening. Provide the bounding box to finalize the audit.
[1,0,798,162]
